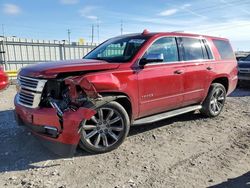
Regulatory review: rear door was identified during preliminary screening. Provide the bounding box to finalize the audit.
[177,37,212,106]
[137,37,184,117]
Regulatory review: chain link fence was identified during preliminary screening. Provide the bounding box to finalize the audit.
[0,37,98,71]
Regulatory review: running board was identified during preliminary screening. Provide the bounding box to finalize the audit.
[133,105,202,125]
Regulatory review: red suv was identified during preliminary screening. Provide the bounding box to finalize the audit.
[0,66,8,91]
[15,31,238,156]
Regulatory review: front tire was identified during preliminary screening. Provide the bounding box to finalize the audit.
[79,101,130,154]
[200,83,226,117]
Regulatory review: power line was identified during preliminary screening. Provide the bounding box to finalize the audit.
[198,22,250,33]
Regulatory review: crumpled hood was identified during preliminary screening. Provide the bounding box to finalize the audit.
[238,61,250,69]
[19,59,120,78]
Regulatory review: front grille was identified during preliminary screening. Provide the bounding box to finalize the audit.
[17,76,47,108]
[19,76,39,90]
[19,91,34,106]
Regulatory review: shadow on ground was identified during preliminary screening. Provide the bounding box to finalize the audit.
[129,112,204,137]
[0,88,248,173]
[208,172,250,188]
[0,110,60,173]
[0,109,205,173]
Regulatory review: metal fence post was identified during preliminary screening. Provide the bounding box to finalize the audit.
[59,43,65,60]
[0,40,3,67]
[63,41,66,60]
[1,37,8,70]
[0,38,97,70]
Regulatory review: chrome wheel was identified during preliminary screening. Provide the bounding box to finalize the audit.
[210,88,225,115]
[80,107,125,149]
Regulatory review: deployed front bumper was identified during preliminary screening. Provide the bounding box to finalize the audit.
[14,96,95,157]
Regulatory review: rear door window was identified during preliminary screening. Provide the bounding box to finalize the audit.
[213,39,235,60]
[178,37,204,61]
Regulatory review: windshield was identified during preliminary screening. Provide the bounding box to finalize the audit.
[84,36,149,62]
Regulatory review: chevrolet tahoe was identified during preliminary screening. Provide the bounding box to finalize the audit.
[15,31,238,156]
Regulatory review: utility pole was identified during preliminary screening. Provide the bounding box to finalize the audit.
[97,19,100,44]
[1,24,7,70]
[91,24,94,44]
[67,29,71,44]
[2,24,5,36]
[120,20,123,35]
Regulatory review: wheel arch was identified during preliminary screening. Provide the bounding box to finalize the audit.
[99,92,133,122]
[211,76,229,93]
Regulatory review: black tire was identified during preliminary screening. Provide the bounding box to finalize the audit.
[200,83,226,117]
[79,101,130,154]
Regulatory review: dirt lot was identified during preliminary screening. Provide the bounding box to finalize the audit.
[0,85,250,188]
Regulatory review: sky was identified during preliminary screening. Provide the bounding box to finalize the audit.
[0,0,250,51]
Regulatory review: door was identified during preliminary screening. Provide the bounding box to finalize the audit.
[137,37,184,118]
[177,37,212,106]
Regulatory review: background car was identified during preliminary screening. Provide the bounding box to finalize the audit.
[0,66,9,91]
[238,54,250,87]
[236,56,246,61]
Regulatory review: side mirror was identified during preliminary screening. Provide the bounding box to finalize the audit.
[140,53,164,66]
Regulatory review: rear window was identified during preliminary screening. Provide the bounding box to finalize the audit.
[213,39,234,60]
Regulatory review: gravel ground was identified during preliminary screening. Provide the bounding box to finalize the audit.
[0,85,250,188]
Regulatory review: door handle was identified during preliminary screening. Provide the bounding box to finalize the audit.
[174,70,184,74]
[206,67,213,71]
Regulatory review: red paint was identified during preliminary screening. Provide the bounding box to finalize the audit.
[0,66,8,91]
[15,32,238,154]
[19,59,120,78]
[15,98,96,146]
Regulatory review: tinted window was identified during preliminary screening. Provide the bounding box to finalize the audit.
[179,37,203,61]
[213,39,234,60]
[145,37,178,62]
[202,39,213,59]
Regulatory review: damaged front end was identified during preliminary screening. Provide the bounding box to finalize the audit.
[15,74,121,157]
[40,76,119,128]
[39,78,98,129]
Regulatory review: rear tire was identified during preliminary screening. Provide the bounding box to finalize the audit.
[79,101,130,154]
[200,83,226,117]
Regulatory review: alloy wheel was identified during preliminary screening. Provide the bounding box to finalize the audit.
[210,88,225,115]
[80,107,125,149]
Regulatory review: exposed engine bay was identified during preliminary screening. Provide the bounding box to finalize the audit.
[40,79,85,113]
[39,76,123,129]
